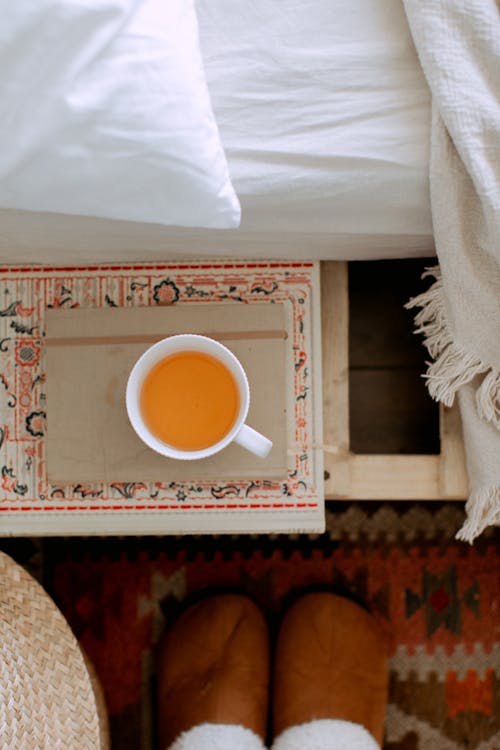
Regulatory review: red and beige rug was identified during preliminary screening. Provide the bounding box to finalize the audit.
[44,501,500,750]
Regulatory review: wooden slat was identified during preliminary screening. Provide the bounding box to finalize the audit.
[321,261,351,497]
[439,402,469,498]
[348,454,441,500]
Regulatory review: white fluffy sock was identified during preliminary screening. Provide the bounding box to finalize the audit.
[271,719,380,750]
[168,723,267,750]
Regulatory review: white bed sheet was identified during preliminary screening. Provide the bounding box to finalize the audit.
[0,0,435,263]
[198,0,433,239]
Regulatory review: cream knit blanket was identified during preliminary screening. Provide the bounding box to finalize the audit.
[403,0,500,541]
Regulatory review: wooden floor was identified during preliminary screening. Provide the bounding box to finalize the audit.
[348,258,439,455]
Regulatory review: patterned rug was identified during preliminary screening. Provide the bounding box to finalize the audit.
[39,502,500,750]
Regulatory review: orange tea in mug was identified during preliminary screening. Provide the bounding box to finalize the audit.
[140,350,240,451]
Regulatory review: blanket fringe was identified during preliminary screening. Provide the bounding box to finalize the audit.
[456,486,500,543]
[406,266,500,428]
[477,369,500,428]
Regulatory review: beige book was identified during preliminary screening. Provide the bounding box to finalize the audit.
[45,303,287,484]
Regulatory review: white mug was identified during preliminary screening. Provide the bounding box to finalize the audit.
[126,334,273,461]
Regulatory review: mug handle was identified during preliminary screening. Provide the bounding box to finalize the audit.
[233,424,273,458]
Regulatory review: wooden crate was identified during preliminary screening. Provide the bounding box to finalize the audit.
[321,261,469,501]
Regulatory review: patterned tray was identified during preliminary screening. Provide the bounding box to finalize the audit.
[0,261,324,534]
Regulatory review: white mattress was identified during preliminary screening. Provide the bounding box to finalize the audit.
[0,0,435,263]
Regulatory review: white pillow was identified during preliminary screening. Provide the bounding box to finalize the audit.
[0,0,240,229]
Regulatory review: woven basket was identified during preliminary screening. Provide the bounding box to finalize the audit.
[0,551,109,749]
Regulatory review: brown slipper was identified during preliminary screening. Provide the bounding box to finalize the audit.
[273,592,388,746]
[157,594,270,749]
